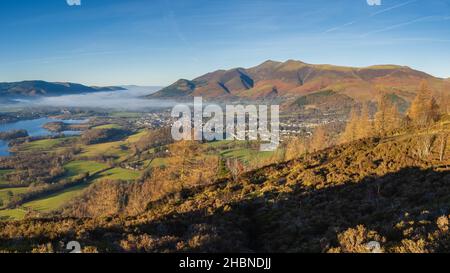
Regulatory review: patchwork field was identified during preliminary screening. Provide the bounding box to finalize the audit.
[0,208,27,220]
[93,167,140,181]
[78,130,147,162]
[148,158,168,168]
[22,184,88,212]
[0,165,140,219]
[0,126,280,221]
[0,187,29,207]
[125,130,147,143]
[63,160,108,179]
[93,124,123,130]
[18,137,78,152]
[220,147,276,164]
[79,141,130,160]
[109,112,142,118]
[0,170,12,186]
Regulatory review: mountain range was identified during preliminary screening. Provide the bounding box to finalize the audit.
[0,81,125,97]
[149,60,449,105]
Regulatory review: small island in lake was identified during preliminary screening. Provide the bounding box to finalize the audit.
[0,129,29,140]
[43,121,89,133]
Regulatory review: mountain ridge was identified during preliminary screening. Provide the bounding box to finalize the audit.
[148,60,446,103]
[0,80,126,97]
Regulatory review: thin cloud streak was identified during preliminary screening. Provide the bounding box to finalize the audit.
[325,21,357,33]
[370,0,417,16]
[325,0,417,33]
[360,15,444,37]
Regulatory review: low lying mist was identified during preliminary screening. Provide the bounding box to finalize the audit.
[0,86,180,111]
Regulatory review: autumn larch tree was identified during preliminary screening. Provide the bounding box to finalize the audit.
[311,125,330,152]
[374,92,401,136]
[408,81,439,127]
[340,106,359,144]
[356,102,374,139]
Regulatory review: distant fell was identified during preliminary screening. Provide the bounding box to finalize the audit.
[148,60,446,103]
[0,81,125,97]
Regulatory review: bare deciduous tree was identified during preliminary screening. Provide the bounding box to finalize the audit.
[226,158,246,182]
[438,133,448,162]
[418,134,436,158]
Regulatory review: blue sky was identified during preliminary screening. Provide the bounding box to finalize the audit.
[0,0,449,86]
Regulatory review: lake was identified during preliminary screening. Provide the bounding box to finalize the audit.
[0,118,89,156]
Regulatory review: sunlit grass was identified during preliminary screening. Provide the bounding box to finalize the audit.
[0,187,29,207]
[77,130,146,162]
[22,184,88,213]
[220,148,274,164]
[64,160,108,179]
[0,208,27,220]
[125,130,147,143]
[0,170,13,186]
[19,137,77,152]
[93,167,140,181]
[79,141,129,160]
[93,124,123,130]
[110,112,142,118]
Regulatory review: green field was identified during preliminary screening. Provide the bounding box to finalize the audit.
[220,148,275,164]
[110,112,142,118]
[0,129,150,220]
[78,130,147,161]
[0,187,29,207]
[0,170,12,186]
[204,140,235,148]
[20,167,139,213]
[79,142,130,161]
[93,124,123,129]
[94,168,140,181]
[22,183,88,212]
[1,168,138,217]
[149,158,168,168]
[125,130,147,143]
[8,161,139,215]
[19,137,77,152]
[0,208,27,220]
[0,157,141,218]
[0,170,12,176]
[64,160,109,179]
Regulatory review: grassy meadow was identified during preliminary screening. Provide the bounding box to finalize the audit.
[0,127,148,220]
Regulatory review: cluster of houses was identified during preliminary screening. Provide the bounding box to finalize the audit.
[134,111,174,129]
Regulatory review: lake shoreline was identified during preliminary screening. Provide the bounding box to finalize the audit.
[0,117,89,156]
